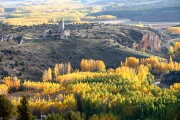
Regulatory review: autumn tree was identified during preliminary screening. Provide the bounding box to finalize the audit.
[42,70,48,82]
[96,60,106,72]
[169,56,173,63]
[170,83,180,90]
[80,59,106,72]
[125,57,139,68]
[0,84,8,95]
[54,63,72,78]
[174,42,180,57]
[2,76,20,90]
[137,65,149,83]
[54,64,59,79]
[167,27,180,34]
[168,46,174,55]
[48,68,52,81]
[42,68,52,82]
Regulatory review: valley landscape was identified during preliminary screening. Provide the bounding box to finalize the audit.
[0,0,180,120]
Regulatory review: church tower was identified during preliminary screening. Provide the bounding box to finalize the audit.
[58,19,64,33]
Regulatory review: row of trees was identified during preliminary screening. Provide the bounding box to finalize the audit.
[40,57,180,83]
[54,63,72,78]
[2,76,20,90]
[124,56,180,71]
[42,60,105,82]
[42,63,72,82]
[82,15,117,21]
[10,94,77,118]
[80,59,106,72]
[5,11,84,26]
[167,27,180,34]
[42,68,53,82]
[22,80,65,95]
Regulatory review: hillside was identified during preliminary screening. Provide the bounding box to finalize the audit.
[0,23,158,80]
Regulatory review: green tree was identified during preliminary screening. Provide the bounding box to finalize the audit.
[46,113,65,120]
[45,112,84,120]
[168,46,174,55]
[17,95,34,120]
[0,95,14,120]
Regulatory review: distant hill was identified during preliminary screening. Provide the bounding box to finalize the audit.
[89,0,180,22]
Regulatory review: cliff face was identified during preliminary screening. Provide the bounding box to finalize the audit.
[139,33,161,51]
[121,28,162,52]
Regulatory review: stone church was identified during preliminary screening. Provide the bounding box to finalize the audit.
[43,19,70,39]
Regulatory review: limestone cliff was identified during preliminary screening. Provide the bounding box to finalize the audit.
[139,32,161,51]
[128,30,161,52]
[114,28,162,52]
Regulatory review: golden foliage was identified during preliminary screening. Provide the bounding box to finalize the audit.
[140,56,180,71]
[42,68,52,82]
[168,46,174,54]
[115,67,138,81]
[125,57,139,68]
[174,42,180,52]
[54,63,72,77]
[4,56,179,118]
[170,83,180,90]
[96,15,117,20]
[2,76,20,89]
[56,72,107,83]
[6,17,49,26]
[10,94,77,113]
[137,65,149,83]
[172,42,180,57]
[167,27,180,34]
[0,84,8,95]
[22,80,65,95]
[81,16,96,21]
[80,59,106,72]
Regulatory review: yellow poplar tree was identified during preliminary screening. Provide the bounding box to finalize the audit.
[48,68,52,81]
[168,46,174,54]
[42,70,48,82]
[54,64,59,79]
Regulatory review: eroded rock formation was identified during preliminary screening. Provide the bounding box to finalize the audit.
[139,32,161,51]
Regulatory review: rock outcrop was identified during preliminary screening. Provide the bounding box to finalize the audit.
[139,32,161,51]
[116,29,162,52]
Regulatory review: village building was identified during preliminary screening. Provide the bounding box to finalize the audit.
[42,19,70,39]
